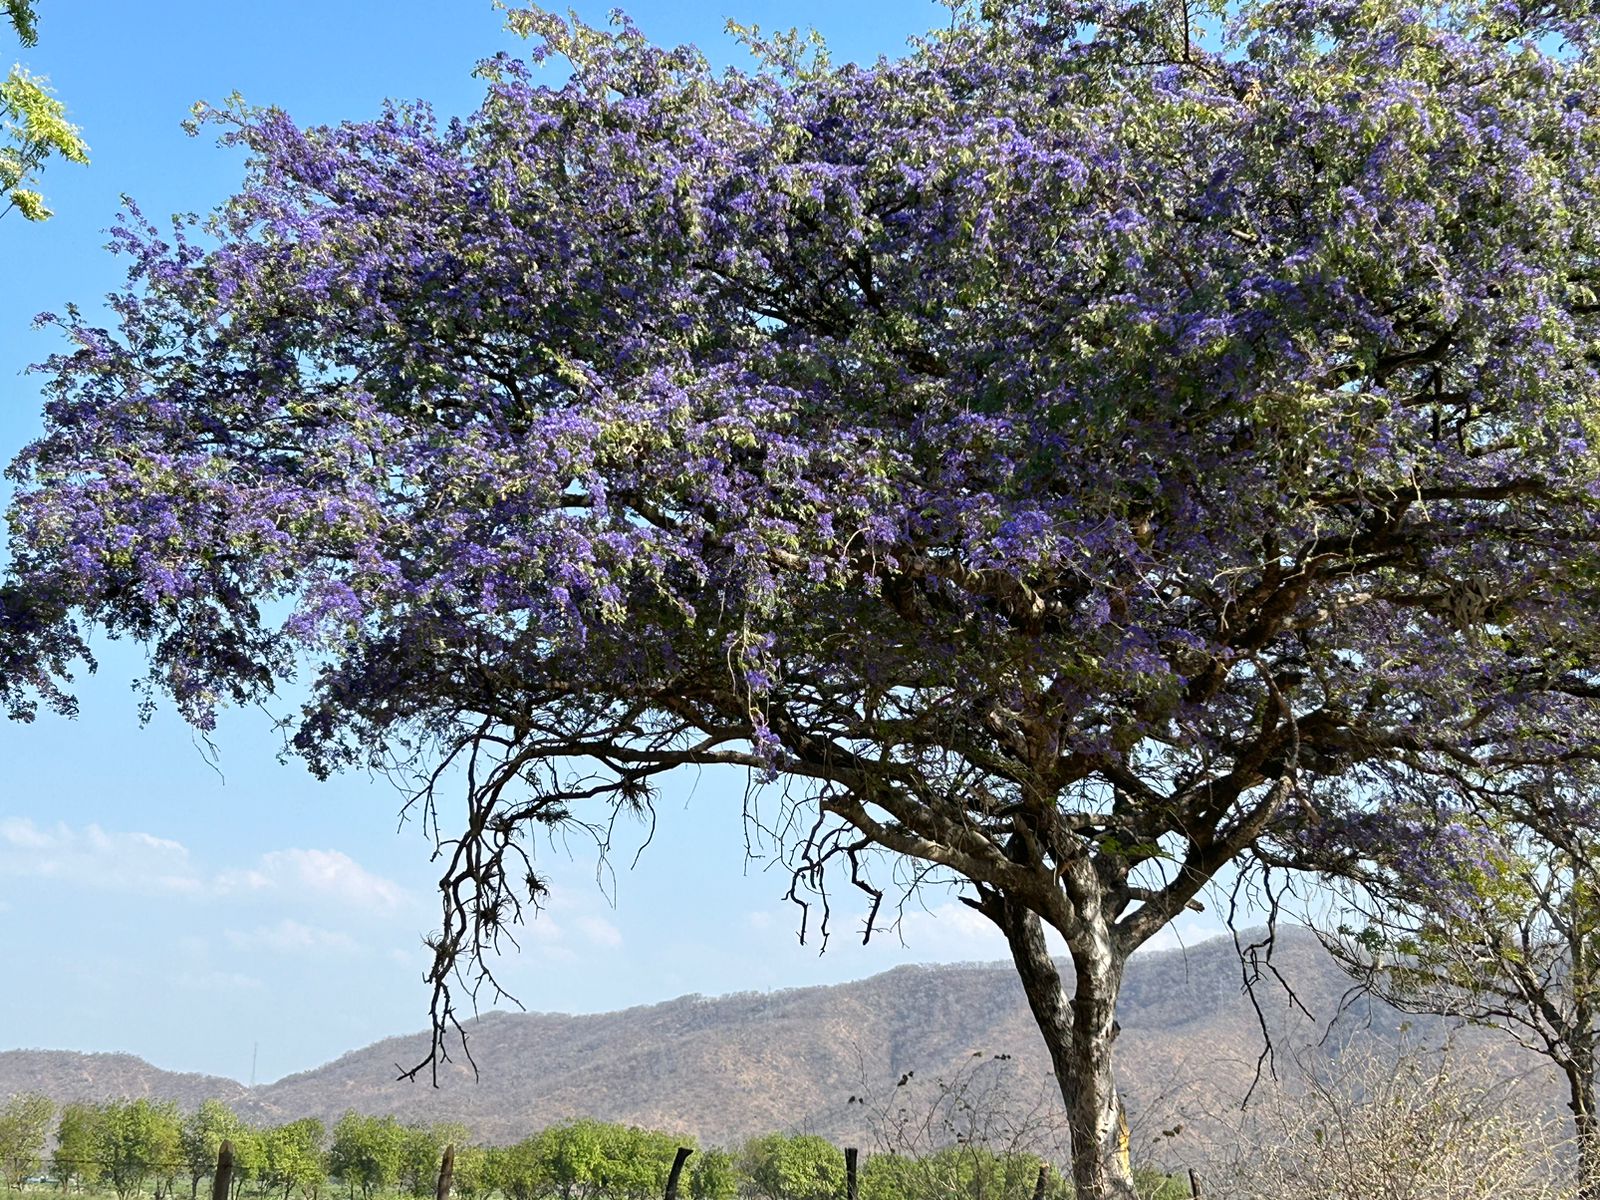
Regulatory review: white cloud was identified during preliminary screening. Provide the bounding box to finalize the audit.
[0,818,52,850]
[1133,914,1229,956]
[174,969,263,992]
[908,900,998,941]
[893,900,1012,960]
[0,818,201,894]
[883,895,1227,963]
[575,915,623,948]
[216,848,407,911]
[501,916,578,963]
[226,919,360,955]
[523,914,566,943]
[476,895,621,968]
[0,819,409,922]
[511,889,625,950]
[532,943,580,964]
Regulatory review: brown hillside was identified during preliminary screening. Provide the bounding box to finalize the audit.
[0,929,1540,1161]
[0,1050,249,1111]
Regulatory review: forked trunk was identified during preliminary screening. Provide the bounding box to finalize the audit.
[997,900,1136,1200]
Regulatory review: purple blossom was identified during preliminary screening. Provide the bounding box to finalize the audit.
[1,0,1598,1004]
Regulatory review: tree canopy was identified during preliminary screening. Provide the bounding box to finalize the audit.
[0,1093,52,1191]
[7,0,1600,1195]
[1,0,87,221]
[3,3,36,47]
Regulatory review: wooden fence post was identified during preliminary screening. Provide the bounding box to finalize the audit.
[1188,1167,1203,1198]
[436,1145,455,1200]
[663,1147,693,1200]
[211,1141,234,1200]
[843,1148,858,1200]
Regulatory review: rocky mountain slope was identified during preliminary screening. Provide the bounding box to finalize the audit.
[0,1050,250,1112]
[0,928,1537,1159]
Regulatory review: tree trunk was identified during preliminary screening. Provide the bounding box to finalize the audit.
[1568,1045,1600,1200]
[997,899,1136,1200]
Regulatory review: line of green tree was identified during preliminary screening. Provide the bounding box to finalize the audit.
[0,1098,1187,1200]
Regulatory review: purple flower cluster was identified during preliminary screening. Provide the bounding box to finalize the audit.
[4,0,1600,914]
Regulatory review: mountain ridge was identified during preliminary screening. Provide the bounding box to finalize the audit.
[0,929,1532,1158]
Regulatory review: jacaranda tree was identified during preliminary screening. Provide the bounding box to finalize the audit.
[6,0,1600,1194]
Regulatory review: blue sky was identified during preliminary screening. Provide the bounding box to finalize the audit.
[0,1,1225,1086]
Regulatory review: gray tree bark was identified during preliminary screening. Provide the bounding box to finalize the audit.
[995,898,1136,1200]
[1565,1043,1600,1200]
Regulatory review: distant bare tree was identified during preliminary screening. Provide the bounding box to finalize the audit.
[1325,771,1600,1199]
[1201,1039,1568,1200]
[855,1053,1066,1165]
